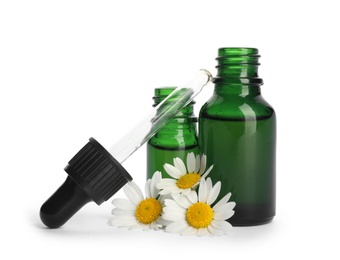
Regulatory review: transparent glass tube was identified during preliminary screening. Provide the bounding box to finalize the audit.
[109,69,212,163]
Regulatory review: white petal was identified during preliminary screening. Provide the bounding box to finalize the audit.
[197,228,209,237]
[109,216,137,227]
[111,208,134,216]
[111,215,136,222]
[186,190,198,204]
[211,220,233,234]
[205,178,213,196]
[174,157,187,174]
[181,188,192,196]
[166,220,189,233]
[158,194,171,204]
[130,181,144,199]
[142,226,152,231]
[151,220,163,230]
[214,201,236,212]
[201,165,213,178]
[149,221,159,230]
[198,178,207,202]
[123,181,144,205]
[191,181,200,190]
[128,222,146,230]
[226,201,236,210]
[157,216,171,227]
[172,193,192,208]
[163,205,186,214]
[207,181,221,205]
[181,226,197,236]
[186,152,196,173]
[195,154,200,173]
[163,201,185,211]
[164,198,183,209]
[112,198,135,210]
[164,163,182,179]
[157,179,177,195]
[207,224,224,236]
[214,209,235,220]
[157,178,177,188]
[162,211,185,221]
[149,171,162,198]
[199,154,207,174]
[213,192,232,210]
[145,179,152,198]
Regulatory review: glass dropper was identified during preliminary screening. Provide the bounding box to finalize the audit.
[39,69,212,228]
[109,69,212,163]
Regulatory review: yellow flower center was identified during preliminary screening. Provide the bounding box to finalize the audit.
[186,202,214,229]
[135,198,162,224]
[176,173,200,189]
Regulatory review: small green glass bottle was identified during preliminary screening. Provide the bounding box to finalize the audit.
[199,48,276,226]
[147,87,199,179]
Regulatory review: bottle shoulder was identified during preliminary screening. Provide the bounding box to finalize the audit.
[199,94,275,120]
[148,120,198,149]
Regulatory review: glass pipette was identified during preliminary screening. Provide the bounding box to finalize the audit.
[40,69,212,228]
[109,69,212,163]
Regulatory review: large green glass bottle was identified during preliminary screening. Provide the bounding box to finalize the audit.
[147,87,199,179]
[199,48,276,226]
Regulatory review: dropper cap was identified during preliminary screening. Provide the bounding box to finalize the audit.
[40,69,212,228]
[40,138,132,228]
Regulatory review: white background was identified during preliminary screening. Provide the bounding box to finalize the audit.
[1,0,339,259]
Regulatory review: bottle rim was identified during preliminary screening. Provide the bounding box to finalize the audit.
[216,47,261,66]
[218,47,259,56]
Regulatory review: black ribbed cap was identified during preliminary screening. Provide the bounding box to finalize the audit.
[40,137,132,228]
[65,137,132,205]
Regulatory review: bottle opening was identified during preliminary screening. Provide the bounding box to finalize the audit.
[216,47,260,65]
[214,47,262,84]
[218,47,259,57]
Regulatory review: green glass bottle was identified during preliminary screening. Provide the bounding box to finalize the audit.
[199,48,276,226]
[147,87,199,179]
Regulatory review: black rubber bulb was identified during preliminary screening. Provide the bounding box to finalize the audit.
[39,137,132,228]
[40,177,92,228]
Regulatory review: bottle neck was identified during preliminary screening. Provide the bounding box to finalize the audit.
[214,83,261,97]
[212,48,263,97]
[149,87,198,149]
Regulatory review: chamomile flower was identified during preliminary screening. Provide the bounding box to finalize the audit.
[157,152,213,195]
[109,171,165,230]
[162,177,236,236]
